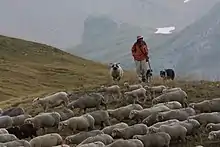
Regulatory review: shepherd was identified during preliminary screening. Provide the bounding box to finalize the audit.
[131,36,151,82]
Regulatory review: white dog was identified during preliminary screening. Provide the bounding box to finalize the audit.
[109,63,123,82]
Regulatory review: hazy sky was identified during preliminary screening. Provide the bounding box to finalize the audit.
[0,0,219,48]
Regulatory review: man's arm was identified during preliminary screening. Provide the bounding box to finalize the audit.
[131,43,136,56]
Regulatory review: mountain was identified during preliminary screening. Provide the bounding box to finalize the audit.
[1,0,220,48]
[153,2,220,80]
[0,35,118,101]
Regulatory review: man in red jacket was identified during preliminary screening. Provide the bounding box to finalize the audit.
[131,36,149,82]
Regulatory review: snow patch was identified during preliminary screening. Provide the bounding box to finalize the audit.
[155,27,175,34]
[184,0,191,3]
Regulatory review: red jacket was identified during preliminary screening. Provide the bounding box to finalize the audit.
[131,41,148,61]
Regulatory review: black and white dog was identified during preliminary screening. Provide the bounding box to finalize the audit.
[146,69,153,82]
[160,69,175,80]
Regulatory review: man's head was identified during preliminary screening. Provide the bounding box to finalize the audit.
[137,36,143,42]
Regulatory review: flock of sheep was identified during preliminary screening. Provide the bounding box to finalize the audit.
[1,80,220,147]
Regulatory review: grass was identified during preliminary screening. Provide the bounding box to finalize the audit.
[0,35,137,108]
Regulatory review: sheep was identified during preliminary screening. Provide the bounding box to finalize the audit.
[58,114,95,133]
[111,124,148,139]
[208,98,220,112]
[162,87,182,94]
[67,93,107,114]
[29,133,63,147]
[153,101,182,109]
[129,105,170,123]
[124,82,143,91]
[150,119,180,128]
[89,110,111,128]
[53,144,70,147]
[0,140,31,147]
[99,85,122,101]
[11,114,32,126]
[0,115,13,128]
[1,107,25,117]
[175,119,201,136]
[77,141,105,147]
[24,112,61,133]
[144,85,167,98]
[7,123,38,139]
[101,122,129,136]
[64,130,104,145]
[156,107,196,122]
[109,62,123,82]
[32,91,69,112]
[206,123,220,132]
[149,124,187,142]
[124,88,149,104]
[189,100,211,113]
[0,134,18,143]
[152,89,188,107]
[0,128,8,134]
[208,130,220,140]
[188,112,220,126]
[107,104,143,121]
[106,139,144,147]
[49,107,74,121]
[78,134,114,145]
[133,132,171,147]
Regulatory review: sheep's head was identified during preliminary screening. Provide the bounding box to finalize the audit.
[129,110,138,119]
[208,132,217,140]
[24,118,34,126]
[64,136,72,144]
[111,128,120,137]
[148,127,157,134]
[206,123,214,132]
[188,103,195,109]
[156,113,164,122]
[133,135,141,139]
[124,82,129,88]
[58,121,68,131]
[32,97,40,106]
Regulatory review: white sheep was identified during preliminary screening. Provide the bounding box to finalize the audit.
[111,124,148,139]
[208,130,220,140]
[24,112,61,133]
[162,87,182,94]
[124,88,149,104]
[106,139,144,147]
[32,91,69,112]
[124,82,143,91]
[144,85,167,98]
[100,85,122,101]
[109,62,123,82]
[58,114,95,134]
[11,114,32,126]
[30,133,63,147]
[152,89,188,107]
[107,104,143,121]
[0,134,18,143]
[153,101,182,109]
[77,141,105,147]
[0,115,13,128]
[89,110,111,128]
[78,134,114,145]
[129,105,170,123]
[0,140,31,147]
[64,130,104,145]
[101,122,129,136]
[0,128,8,134]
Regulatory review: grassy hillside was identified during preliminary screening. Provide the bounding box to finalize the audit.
[0,35,136,107]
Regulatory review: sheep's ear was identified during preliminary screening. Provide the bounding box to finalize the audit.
[63,122,68,126]
[116,62,120,65]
